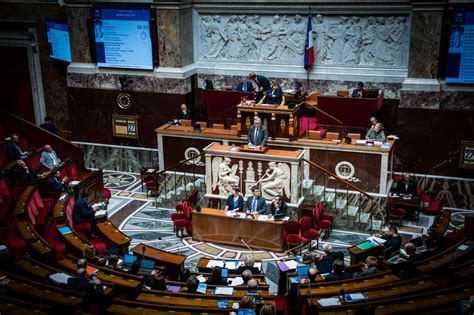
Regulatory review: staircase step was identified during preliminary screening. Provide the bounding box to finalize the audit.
[372,220,383,230]
[312,185,324,196]
[356,213,370,224]
[347,206,359,216]
[335,199,347,210]
[324,193,335,203]
[303,179,314,189]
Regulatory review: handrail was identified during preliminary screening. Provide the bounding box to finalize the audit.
[304,102,344,125]
[302,158,373,199]
[155,152,205,176]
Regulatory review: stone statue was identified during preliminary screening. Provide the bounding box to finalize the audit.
[258,162,291,199]
[212,157,240,196]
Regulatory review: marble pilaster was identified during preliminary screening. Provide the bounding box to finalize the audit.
[66,6,92,64]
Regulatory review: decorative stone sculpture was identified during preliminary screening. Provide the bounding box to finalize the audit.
[258,162,291,199]
[212,157,240,196]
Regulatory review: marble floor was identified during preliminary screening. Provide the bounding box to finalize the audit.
[103,170,433,294]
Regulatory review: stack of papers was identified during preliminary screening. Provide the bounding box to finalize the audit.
[224,260,239,269]
[95,210,107,217]
[257,215,269,221]
[197,275,206,283]
[318,297,341,306]
[49,272,72,284]
[215,287,234,295]
[228,277,244,286]
[277,260,298,272]
[69,180,80,186]
[344,293,368,302]
[367,236,386,245]
[458,244,469,251]
[206,260,224,268]
[166,285,181,292]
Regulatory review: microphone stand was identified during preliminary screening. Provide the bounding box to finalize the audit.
[240,238,255,260]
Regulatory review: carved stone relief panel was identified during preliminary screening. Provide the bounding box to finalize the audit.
[197,14,409,67]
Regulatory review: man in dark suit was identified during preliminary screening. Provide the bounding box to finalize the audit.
[247,117,268,148]
[377,226,403,258]
[178,104,192,120]
[16,159,37,186]
[315,244,344,273]
[72,192,97,226]
[246,186,266,214]
[248,72,270,102]
[67,268,104,297]
[270,195,287,217]
[324,260,353,281]
[395,173,417,197]
[235,78,254,92]
[50,171,69,192]
[39,117,59,135]
[351,82,365,98]
[5,134,29,161]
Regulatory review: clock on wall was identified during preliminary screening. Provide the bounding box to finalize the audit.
[117,93,133,110]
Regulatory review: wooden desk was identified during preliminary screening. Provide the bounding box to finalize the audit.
[348,240,384,265]
[97,221,131,255]
[192,207,286,252]
[140,167,159,190]
[16,221,55,262]
[391,196,422,222]
[131,243,186,279]
[56,223,91,257]
[237,103,301,140]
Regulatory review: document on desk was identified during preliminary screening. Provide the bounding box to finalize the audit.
[95,210,107,217]
[49,272,72,284]
[258,215,269,221]
[206,259,225,268]
[229,276,244,286]
[458,244,469,251]
[224,260,239,270]
[367,236,386,245]
[215,287,234,295]
[277,259,298,272]
[318,297,341,306]
[197,275,206,283]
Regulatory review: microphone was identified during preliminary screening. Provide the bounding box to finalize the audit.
[240,238,254,259]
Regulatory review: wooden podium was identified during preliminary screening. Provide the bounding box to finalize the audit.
[237,103,301,140]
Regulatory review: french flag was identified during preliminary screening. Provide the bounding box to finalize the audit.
[304,14,314,70]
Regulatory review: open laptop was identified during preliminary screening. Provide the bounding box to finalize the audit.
[137,259,155,275]
[296,265,311,278]
[120,254,137,271]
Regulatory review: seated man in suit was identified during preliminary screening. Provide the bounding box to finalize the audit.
[324,260,353,281]
[270,195,287,218]
[5,134,29,161]
[365,122,386,142]
[50,171,69,192]
[395,173,417,198]
[315,244,344,273]
[40,144,61,170]
[72,191,99,230]
[67,268,104,296]
[236,254,260,274]
[247,117,268,148]
[351,82,365,98]
[16,159,37,186]
[246,186,266,214]
[353,256,380,277]
[235,78,254,92]
[178,103,192,120]
[39,117,59,135]
[376,226,403,258]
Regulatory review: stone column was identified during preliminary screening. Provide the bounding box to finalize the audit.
[400,3,444,109]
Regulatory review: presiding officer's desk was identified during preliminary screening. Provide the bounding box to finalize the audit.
[192,207,286,252]
[156,123,395,195]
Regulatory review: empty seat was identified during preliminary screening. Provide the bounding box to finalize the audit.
[325,132,340,141]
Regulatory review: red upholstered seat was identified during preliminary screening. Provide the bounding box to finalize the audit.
[423,199,441,216]
[392,207,406,216]
[387,197,406,226]
[4,216,26,259]
[103,188,112,200]
[283,220,307,252]
[174,206,192,238]
[299,216,320,250]
[313,204,334,239]
[44,218,66,260]
[74,222,107,254]
[421,193,431,208]
[171,201,188,223]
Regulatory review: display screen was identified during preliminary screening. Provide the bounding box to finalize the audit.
[446,10,474,84]
[93,6,153,70]
[46,20,72,62]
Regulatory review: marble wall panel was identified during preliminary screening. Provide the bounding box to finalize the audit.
[67,72,192,94]
[441,91,474,111]
[198,74,402,99]
[67,6,92,64]
[157,9,182,67]
[399,91,441,109]
[408,11,443,78]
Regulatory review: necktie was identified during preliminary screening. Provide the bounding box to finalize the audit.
[254,128,259,144]
[50,152,57,165]
[252,198,257,212]
[243,84,246,92]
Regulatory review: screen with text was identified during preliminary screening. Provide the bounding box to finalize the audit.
[46,20,72,63]
[446,10,474,84]
[93,7,153,70]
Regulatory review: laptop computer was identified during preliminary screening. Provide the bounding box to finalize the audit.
[120,254,137,271]
[297,265,311,278]
[137,259,155,275]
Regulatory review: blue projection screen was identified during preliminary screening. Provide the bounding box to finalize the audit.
[93,7,153,70]
[46,20,72,62]
[446,10,474,84]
